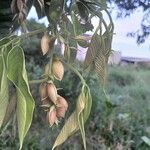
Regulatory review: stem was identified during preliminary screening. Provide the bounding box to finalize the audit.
[63,61,87,86]
[19,28,47,38]
[29,77,48,84]
[105,9,114,32]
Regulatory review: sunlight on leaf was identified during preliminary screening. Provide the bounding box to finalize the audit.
[7,46,35,150]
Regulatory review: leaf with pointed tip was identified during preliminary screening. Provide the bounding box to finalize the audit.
[52,111,78,150]
[52,86,92,150]
[7,46,35,150]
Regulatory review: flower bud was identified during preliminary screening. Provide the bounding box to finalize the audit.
[56,95,68,110]
[39,82,47,100]
[52,60,64,81]
[41,33,50,55]
[47,82,57,104]
[47,106,57,127]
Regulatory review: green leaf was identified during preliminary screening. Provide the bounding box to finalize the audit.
[52,112,78,150]
[71,11,83,36]
[76,91,86,150]
[7,46,35,150]
[83,87,92,122]
[0,55,9,128]
[94,53,106,86]
[84,33,101,68]
[52,85,92,150]
[48,0,64,25]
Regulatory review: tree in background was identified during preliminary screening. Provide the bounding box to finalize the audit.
[108,0,150,44]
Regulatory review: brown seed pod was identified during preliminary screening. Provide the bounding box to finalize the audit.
[39,82,47,100]
[41,97,51,108]
[41,33,51,55]
[52,60,64,81]
[47,106,57,127]
[56,107,66,118]
[56,95,68,110]
[47,82,57,104]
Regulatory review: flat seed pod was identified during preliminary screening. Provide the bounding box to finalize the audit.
[56,95,68,110]
[41,33,51,55]
[39,82,48,100]
[47,82,57,104]
[47,106,57,127]
[52,60,64,81]
[56,107,66,118]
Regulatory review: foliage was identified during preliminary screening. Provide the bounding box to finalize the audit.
[0,0,115,150]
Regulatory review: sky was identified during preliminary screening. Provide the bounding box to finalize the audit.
[27,7,150,59]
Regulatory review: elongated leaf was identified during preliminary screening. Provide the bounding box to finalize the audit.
[0,55,9,128]
[7,46,35,150]
[83,87,92,122]
[71,12,83,36]
[76,91,86,150]
[84,33,101,68]
[94,54,106,86]
[52,112,78,150]
[53,86,92,150]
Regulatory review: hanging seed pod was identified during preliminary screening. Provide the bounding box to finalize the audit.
[47,106,57,127]
[52,59,64,81]
[39,82,48,100]
[41,33,51,55]
[41,97,51,108]
[47,82,57,104]
[56,107,66,118]
[56,95,68,110]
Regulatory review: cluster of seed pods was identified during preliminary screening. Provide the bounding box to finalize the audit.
[39,57,68,127]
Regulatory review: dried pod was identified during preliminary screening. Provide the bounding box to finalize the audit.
[47,82,57,104]
[41,33,51,55]
[41,97,51,108]
[56,107,66,118]
[52,60,64,81]
[56,95,68,110]
[39,82,47,100]
[47,106,57,127]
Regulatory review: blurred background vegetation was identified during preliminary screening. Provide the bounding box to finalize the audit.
[0,18,150,150]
